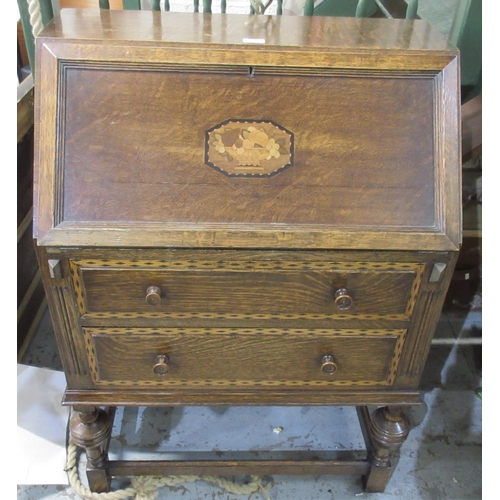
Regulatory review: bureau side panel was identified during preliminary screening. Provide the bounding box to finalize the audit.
[34,247,93,389]
[394,251,459,388]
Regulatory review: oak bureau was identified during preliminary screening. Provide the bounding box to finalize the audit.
[34,9,461,493]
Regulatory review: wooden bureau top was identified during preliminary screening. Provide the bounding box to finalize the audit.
[34,9,461,251]
[37,9,456,59]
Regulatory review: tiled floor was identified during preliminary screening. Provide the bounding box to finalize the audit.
[17,307,481,500]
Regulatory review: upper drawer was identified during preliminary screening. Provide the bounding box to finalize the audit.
[70,259,424,320]
[34,11,461,251]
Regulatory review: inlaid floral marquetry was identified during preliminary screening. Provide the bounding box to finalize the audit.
[205,119,294,177]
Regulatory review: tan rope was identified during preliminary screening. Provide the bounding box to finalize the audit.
[66,441,273,500]
[26,0,44,37]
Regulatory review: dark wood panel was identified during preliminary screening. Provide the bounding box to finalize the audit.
[61,68,435,229]
[444,236,481,309]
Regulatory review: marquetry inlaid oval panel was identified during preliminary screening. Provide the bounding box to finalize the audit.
[205,119,294,177]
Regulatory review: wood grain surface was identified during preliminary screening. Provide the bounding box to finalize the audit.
[75,266,416,316]
[60,67,435,228]
[34,9,461,250]
[84,327,406,388]
[33,10,461,491]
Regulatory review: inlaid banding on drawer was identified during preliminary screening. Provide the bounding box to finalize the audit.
[70,260,423,319]
[83,327,406,388]
[85,311,409,321]
[70,259,422,271]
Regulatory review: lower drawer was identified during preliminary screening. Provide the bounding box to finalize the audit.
[83,327,406,389]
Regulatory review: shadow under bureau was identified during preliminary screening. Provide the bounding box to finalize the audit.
[33,9,461,493]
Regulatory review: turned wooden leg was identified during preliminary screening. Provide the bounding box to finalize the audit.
[70,406,113,492]
[359,406,410,493]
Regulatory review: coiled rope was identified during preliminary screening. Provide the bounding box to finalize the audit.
[66,440,273,500]
[26,0,44,37]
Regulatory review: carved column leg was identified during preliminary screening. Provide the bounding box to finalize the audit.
[363,406,410,493]
[69,406,113,492]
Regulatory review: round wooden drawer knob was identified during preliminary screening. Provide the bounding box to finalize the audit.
[334,288,353,311]
[320,355,338,376]
[145,286,162,306]
[153,355,170,375]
